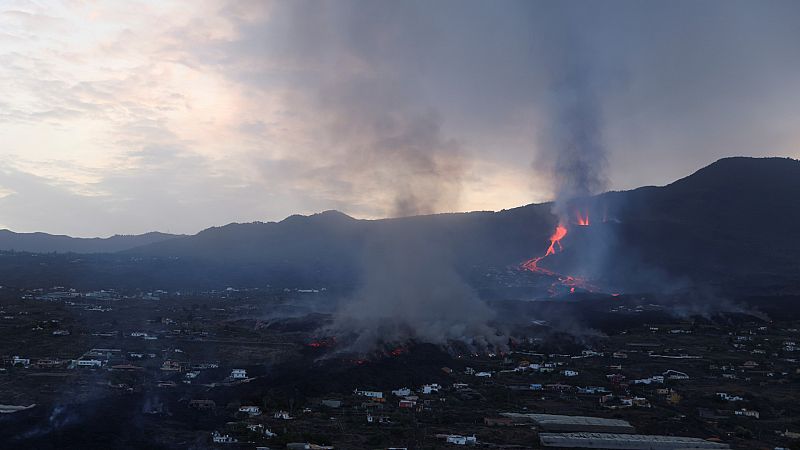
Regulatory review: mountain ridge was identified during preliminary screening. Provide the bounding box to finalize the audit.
[0,156,797,294]
[0,230,182,254]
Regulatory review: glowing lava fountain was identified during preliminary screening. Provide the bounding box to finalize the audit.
[576,210,590,226]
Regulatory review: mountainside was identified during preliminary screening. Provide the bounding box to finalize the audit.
[0,157,797,293]
[126,157,800,289]
[598,156,800,289]
[0,231,181,254]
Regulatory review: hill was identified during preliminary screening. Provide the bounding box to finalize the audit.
[0,231,181,254]
[0,157,798,294]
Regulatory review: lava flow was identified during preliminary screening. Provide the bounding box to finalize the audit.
[521,224,567,274]
[521,212,599,295]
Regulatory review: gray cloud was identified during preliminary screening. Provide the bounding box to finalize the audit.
[1,0,800,235]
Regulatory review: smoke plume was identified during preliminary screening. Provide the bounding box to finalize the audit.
[331,224,507,353]
[272,2,507,353]
[534,38,610,220]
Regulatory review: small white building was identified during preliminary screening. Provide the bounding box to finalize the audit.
[392,387,412,397]
[634,375,664,385]
[717,392,744,402]
[77,359,103,368]
[421,384,441,394]
[211,431,238,443]
[354,389,384,399]
[735,408,760,419]
[274,410,293,420]
[446,435,477,445]
[12,356,30,367]
[239,405,262,416]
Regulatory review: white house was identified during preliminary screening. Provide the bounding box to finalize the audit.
[12,356,30,367]
[421,384,441,394]
[735,409,760,419]
[634,375,664,385]
[392,387,412,397]
[211,431,238,443]
[446,435,477,445]
[274,410,293,420]
[77,359,103,368]
[717,392,744,402]
[354,389,383,399]
[577,386,608,394]
[239,405,262,416]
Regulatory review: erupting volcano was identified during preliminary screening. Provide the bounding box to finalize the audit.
[521,210,600,295]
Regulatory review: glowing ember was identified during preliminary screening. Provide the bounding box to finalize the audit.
[307,337,336,348]
[389,346,408,357]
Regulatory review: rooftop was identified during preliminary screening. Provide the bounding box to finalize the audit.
[539,433,730,449]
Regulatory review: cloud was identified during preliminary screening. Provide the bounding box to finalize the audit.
[1,0,799,235]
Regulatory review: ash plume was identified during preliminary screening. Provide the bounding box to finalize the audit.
[521,25,617,290]
[535,44,609,220]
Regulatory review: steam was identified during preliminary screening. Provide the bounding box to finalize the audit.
[330,226,507,353]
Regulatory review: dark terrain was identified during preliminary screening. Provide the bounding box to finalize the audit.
[0,157,799,449]
[0,157,798,295]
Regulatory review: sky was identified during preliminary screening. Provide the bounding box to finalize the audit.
[0,0,799,237]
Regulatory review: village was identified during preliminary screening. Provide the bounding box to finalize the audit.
[0,285,798,449]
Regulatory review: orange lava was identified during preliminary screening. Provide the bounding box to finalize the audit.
[576,211,590,226]
[521,212,601,295]
[546,225,568,255]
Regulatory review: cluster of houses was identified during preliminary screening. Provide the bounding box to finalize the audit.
[353,383,444,411]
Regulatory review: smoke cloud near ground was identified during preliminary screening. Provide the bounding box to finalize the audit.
[330,227,507,353]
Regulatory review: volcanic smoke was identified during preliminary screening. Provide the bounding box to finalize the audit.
[523,34,610,294]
